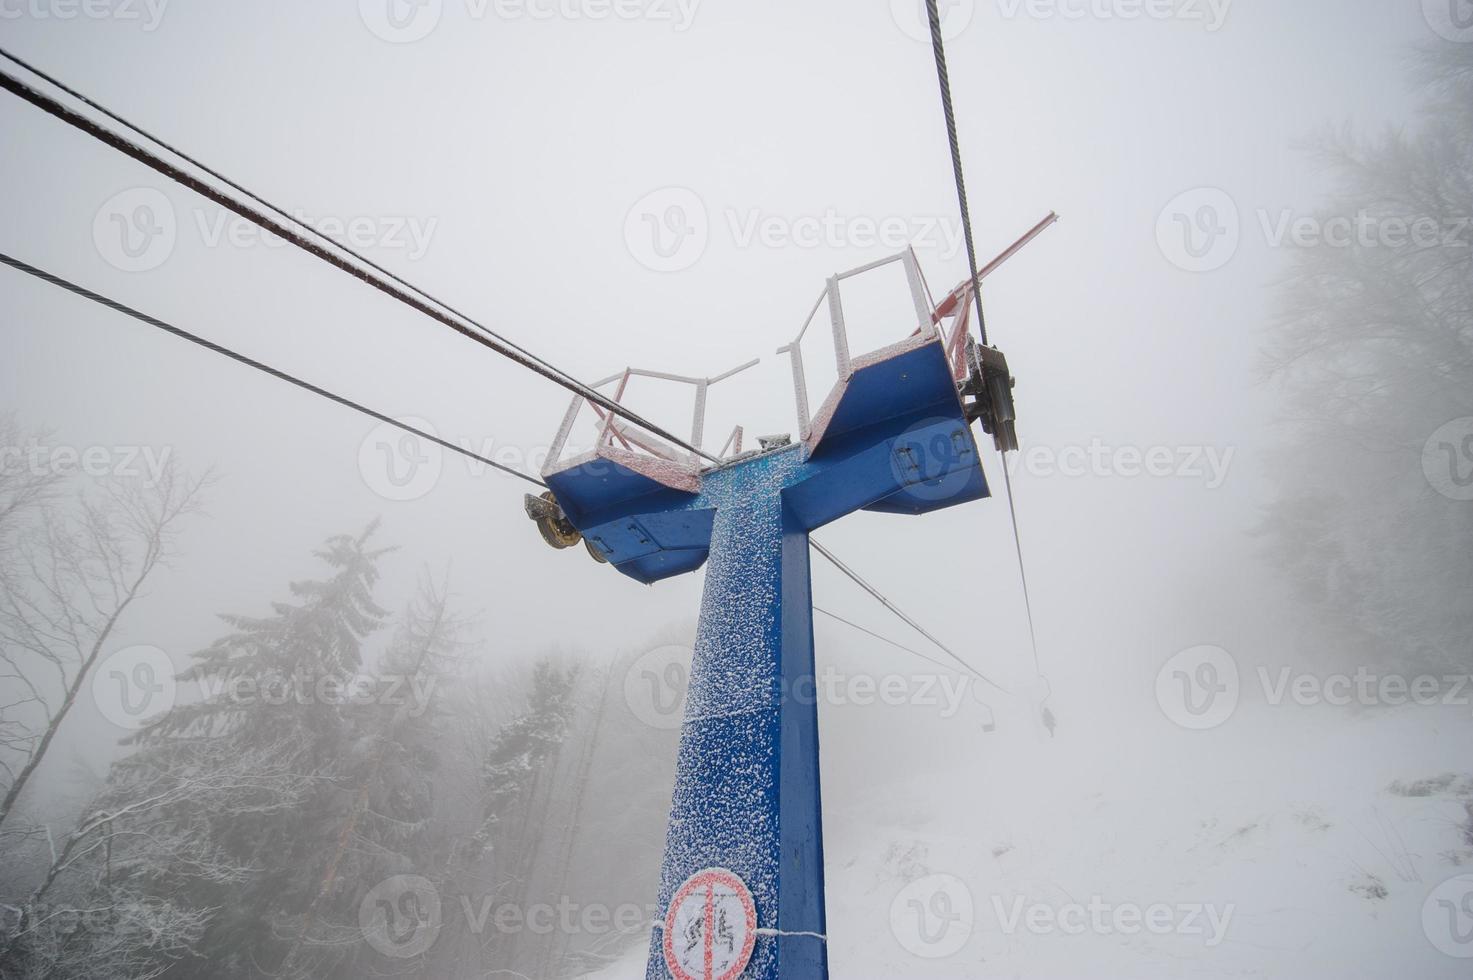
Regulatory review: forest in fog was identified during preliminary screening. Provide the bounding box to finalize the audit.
[0,23,1470,980]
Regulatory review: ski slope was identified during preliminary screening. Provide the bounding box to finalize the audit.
[587,699,1473,978]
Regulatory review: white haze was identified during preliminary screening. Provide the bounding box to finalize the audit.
[1,1,1467,977]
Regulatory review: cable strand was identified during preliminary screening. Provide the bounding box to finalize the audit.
[1000,462,1041,674]
[813,606,996,691]
[0,45,604,413]
[811,539,1008,694]
[925,0,988,347]
[0,64,719,465]
[0,251,547,490]
[923,2,1046,689]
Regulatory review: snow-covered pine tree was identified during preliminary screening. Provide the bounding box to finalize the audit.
[99,522,391,980]
[278,572,469,980]
[472,659,577,858]
[415,658,578,979]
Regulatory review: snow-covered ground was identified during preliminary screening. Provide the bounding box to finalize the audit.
[586,699,1473,978]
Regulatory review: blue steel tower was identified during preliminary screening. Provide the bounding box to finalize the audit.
[528,245,1031,980]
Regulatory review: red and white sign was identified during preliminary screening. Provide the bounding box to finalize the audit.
[663,867,757,980]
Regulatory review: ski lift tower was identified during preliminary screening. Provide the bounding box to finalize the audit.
[528,222,1052,979]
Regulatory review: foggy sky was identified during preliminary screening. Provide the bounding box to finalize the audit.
[0,0,1441,828]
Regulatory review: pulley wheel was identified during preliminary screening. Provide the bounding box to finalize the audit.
[534,492,581,550]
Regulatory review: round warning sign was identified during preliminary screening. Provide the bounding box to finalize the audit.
[663,867,758,980]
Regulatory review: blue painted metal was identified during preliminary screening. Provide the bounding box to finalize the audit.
[550,336,988,584]
[546,333,988,978]
[640,449,824,977]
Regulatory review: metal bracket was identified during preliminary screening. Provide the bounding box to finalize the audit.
[960,340,1019,453]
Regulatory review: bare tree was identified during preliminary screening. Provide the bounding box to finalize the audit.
[0,414,66,574]
[1260,44,1473,671]
[0,739,309,978]
[0,893,211,980]
[0,458,211,831]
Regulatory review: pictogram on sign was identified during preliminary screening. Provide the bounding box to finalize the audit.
[663,867,757,980]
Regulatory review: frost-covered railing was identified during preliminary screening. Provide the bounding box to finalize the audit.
[935,277,979,385]
[544,360,759,473]
[933,210,1063,384]
[776,248,940,442]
